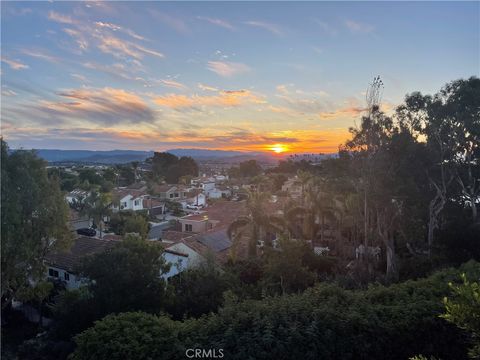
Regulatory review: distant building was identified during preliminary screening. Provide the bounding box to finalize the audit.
[152,184,189,200]
[65,189,90,205]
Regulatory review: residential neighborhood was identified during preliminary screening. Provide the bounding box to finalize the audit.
[2,1,479,360]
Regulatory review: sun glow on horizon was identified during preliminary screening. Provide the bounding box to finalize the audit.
[269,143,288,154]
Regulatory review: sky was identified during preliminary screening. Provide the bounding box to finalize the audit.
[1,1,479,154]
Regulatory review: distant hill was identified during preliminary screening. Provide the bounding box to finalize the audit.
[15,148,325,164]
[166,148,251,158]
[29,149,154,164]
[17,148,265,164]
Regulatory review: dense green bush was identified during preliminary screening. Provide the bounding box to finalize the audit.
[72,261,480,360]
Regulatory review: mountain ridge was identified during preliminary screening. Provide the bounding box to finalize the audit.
[11,148,270,163]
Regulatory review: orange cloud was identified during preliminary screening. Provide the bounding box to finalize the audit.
[154,90,264,109]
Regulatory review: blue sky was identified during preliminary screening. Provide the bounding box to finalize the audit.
[1,1,479,153]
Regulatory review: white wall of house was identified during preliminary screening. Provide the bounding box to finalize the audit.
[166,242,205,267]
[188,193,206,207]
[161,252,189,279]
[207,188,231,199]
[201,182,216,192]
[46,266,85,290]
[115,194,145,211]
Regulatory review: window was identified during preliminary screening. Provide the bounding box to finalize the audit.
[64,272,70,281]
[134,199,139,206]
[122,201,127,208]
[174,193,179,198]
[48,268,59,278]
[185,224,193,232]
[169,193,174,198]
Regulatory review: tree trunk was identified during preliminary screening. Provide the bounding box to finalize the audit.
[364,189,368,248]
[249,225,258,257]
[427,186,446,252]
[385,238,398,283]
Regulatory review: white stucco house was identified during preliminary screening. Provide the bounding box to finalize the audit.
[207,186,232,199]
[111,189,146,212]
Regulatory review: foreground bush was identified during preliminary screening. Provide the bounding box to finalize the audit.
[72,261,480,360]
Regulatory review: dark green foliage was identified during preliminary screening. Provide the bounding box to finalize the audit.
[442,273,480,359]
[229,159,262,178]
[150,152,199,183]
[72,262,480,360]
[49,288,98,340]
[47,168,79,192]
[267,159,315,174]
[165,200,184,216]
[261,241,317,296]
[118,165,135,186]
[1,140,72,308]
[107,210,149,238]
[79,237,170,316]
[271,173,288,192]
[72,312,180,360]
[78,168,103,186]
[166,262,227,319]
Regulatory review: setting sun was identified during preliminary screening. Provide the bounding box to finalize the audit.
[269,144,288,154]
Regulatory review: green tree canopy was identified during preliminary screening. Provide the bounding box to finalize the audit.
[1,140,72,308]
[79,236,170,316]
[72,312,180,360]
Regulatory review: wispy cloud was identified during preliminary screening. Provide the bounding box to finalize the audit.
[244,20,283,35]
[207,61,251,77]
[198,83,219,92]
[20,48,59,63]
[25,87,157,126]
[197,16,235,30]
[159,79,188,90]
[154,90,263,109]
[1,88,18,96]
[95,21,146,41]
[49,11,163,60]
[319,98,366,119]
[1,57,29,70]
[70,73,88,82]
[48,11,75,25]
[345,19,374,33]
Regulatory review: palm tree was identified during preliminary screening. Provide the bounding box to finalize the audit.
[286,183,337,246]
[82,191,112,239]
[296,170,313,205]
[131,161,139,182]
[227,190,282,259]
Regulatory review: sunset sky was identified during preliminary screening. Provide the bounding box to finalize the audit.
[2,1,479,154]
